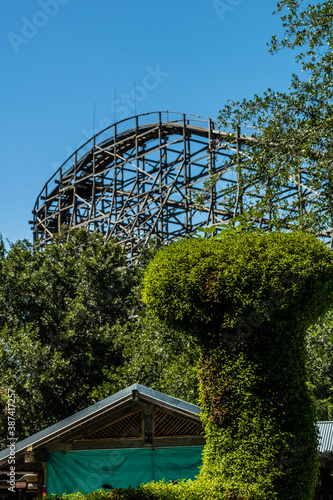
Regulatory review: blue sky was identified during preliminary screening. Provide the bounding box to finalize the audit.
[0,0,300,244]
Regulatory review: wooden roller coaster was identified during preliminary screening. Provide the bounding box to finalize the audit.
[31,111,333,261]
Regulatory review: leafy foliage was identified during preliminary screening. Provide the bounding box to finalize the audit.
[0,228,199,449]
[143,232,333,342]
[143,232,333,499]
[0,229,136,447]
[44,480,246,500]
[91,309,200,406]
[195,209,265,238]
[210,1,333,239]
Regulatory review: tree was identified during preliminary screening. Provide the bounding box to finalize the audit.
[0,229,138,447]
[0,228,199,450]
[93,309,200,406]
[143,232,333,499]
[209,1,333,244]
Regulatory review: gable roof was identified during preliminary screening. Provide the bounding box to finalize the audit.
[2,386,332,468]
[0,384,201,466]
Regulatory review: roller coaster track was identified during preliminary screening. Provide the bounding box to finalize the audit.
[31,111,333,261]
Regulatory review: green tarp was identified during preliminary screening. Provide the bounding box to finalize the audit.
[47,446,204,494]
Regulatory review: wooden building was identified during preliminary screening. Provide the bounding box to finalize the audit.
[1,385,332,498]
[0,384,204,497]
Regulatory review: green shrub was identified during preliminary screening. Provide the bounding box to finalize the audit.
[142,232,333,499]
[45,478,238,500]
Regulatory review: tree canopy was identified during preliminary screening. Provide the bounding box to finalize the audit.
[0,229,199,450]
[211,1,333,243]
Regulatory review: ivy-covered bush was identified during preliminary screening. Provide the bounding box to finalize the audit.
[142,232,333,499]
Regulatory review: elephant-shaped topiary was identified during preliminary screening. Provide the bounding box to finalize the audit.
[143,232,333,500]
